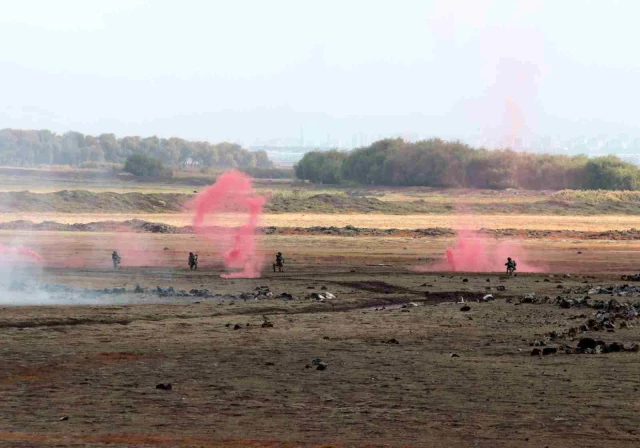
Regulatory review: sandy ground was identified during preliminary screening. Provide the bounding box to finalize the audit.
[0,231,640,447]
[1,212,640,231]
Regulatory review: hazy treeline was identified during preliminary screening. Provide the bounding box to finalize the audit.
[295,138,640,190]
[0,128,272,169]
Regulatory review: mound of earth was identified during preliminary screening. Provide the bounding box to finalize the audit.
[3,219,640,240]
[0,219,187,233]
[0,191,190,213]
[266,193,446,214]
[3,188,640,216]
[481,228,640,240]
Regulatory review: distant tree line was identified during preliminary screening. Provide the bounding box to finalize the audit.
[294,138,640,190]
[0,128,273,169]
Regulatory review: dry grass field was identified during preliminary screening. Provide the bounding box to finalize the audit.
[2,212,640,232]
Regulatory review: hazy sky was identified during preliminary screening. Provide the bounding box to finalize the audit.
[1,0,639,146]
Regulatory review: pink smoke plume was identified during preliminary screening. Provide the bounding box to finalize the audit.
[417,229,542,273]
[192,170,266,278]
[0,244,43,263]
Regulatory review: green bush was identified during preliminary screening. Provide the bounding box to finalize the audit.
[585,155,640,190]
[294,150,347,184]
[123,154,173,178]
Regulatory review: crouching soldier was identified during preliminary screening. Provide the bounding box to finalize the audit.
[273,252,284,272]
[505,257,517,275]
[112,251,121,271]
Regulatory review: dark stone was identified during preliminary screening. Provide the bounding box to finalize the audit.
[261,321,274,328]
[531,348,542,356]
[156,383,172,391]
[316,362,328,371]
[542,347,557,355]
[559,299,572,309]
[386,338,399,344]
[460,305,471,312]
[497,286,506,291]
[608,342,623,353]
[450,353,460,358]
[233,324,242,330]
[463,278,469,283]
[321,286,328,290]
[577,338,597,351]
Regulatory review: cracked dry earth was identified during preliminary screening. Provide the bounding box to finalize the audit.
[1,269,639,448]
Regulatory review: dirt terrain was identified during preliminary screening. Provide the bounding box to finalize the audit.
[0,232,639,448]
[1,169,640,447]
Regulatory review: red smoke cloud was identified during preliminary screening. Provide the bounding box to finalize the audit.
[192,170,266,278]
[418,229,542,273]
[0,244,43,263]
[444,229,540,272]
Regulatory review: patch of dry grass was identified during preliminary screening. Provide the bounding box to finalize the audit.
[1,212,639,232]
[551,190,640,203]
